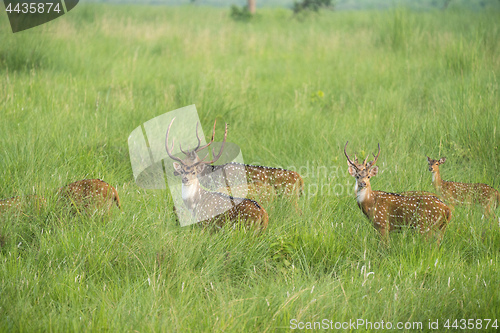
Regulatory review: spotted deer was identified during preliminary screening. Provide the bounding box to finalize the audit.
[57,179,121,215]
[0,194,46,216]
[205,162,304,210]
[166,118,268,231]
[400,191,446,201]
[345,142,452,242]
[398,190,453,210]
[400,191,441,197]
[427,157,500,215]
[177,120,304,210]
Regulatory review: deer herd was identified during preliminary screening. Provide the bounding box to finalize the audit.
[1,118,499,244]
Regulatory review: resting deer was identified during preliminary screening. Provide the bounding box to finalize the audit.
[427,157,500,216]
[205,162,304,211]
[57,179,121,215]
[0,179,120,218]
[166,118,268,231]
[169,121,304,211]
[345,142,452,242]
[175,120,303,211]
[0,194,46,216]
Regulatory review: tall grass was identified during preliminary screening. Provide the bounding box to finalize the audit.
[0,5,499,331]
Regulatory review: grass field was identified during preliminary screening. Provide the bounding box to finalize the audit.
[1,4,499,332]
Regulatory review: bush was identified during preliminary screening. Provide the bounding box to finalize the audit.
[230,4,253,22]
[293,0,334,14]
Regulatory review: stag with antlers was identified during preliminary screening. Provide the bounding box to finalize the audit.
[345,142,452,242]
[166,118,268,231]
[171,120,303,211]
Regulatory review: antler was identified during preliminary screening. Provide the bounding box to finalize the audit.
[165,118,185,164]
[362,154,369,167]
[344,141,360,171]
[166,118,228,166]
[194,120,217,153]
[198,122,228,165]
[178,142,189,156]
[177,120,218,156]
[345,142,381,170]
[368,143,381,168]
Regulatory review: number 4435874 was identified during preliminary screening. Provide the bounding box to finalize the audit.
[5,2,62,14]
[444,319,498,330]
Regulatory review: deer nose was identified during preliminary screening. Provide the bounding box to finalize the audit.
[428,167,433,171]
[358,180,366,188]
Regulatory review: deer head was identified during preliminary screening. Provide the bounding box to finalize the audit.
[166,118,227,186]
[345,141,380,192]
[427,156,446,172]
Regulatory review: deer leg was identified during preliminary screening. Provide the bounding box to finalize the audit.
[485,201,500,229]
[293,196,302,215]
[431,225,444,246]
[280,184,302,214]
[494,206,500,228]
[483,200,492,219]
[290,183,303,215]
[378,224,390,244]
[433,229,444,246]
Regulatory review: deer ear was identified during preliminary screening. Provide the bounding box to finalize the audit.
[369,166,379,177]
[427,156,432,163]
[439,157,446,164]
[348,165,356,176]
[195,163,206,174]
[173,162,182,176]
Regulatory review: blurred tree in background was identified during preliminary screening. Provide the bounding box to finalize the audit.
[293,0,334,13]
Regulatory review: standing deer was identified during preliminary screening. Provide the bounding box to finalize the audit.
[345,142,452,242]
[57,179,121,215]
[427,157,500,215]
[166,118,268,231]
[399,190,446,200]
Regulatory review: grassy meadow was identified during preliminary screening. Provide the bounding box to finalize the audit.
[1,4,499,332]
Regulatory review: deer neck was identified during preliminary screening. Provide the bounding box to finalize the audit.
[181,179,203,212]
[356,182,375,217]
[432,168,443,191]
